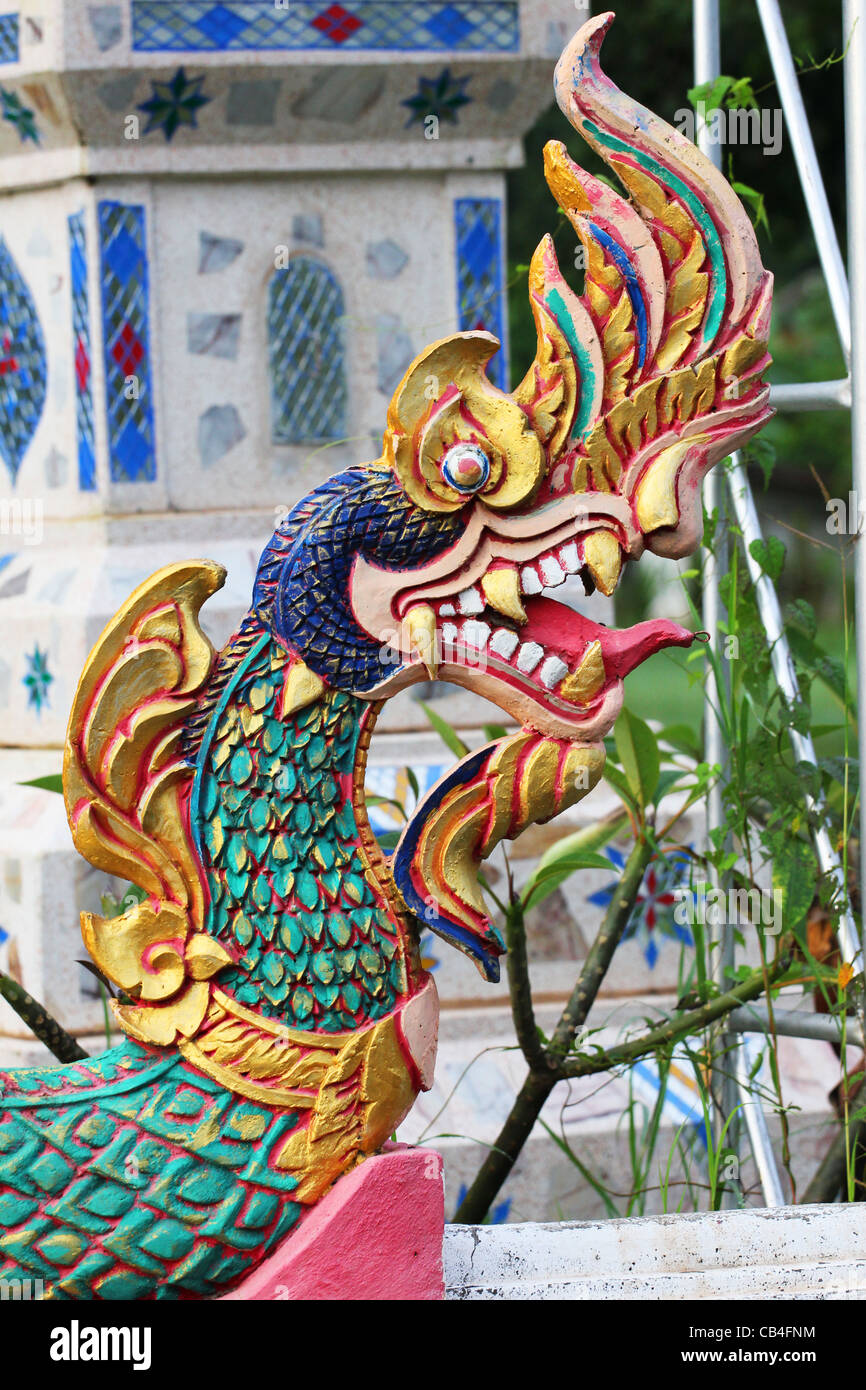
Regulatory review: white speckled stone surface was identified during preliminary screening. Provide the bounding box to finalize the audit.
[444,1203,866,1299]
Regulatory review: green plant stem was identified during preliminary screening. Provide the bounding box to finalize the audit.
[802,1112,866,1205]
[0,969,87,1063]
[503,898,546,1072]
[454,835,653,1224]
[559,960,789,1080]
[549,836,655,1060]
[456,888,790,1221]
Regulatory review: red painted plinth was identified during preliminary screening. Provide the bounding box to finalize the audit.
[221,1145,445,1301]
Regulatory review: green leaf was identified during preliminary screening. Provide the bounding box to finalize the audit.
[749,535,785,582]
[654,768,687,803]
[534,815,628,876]
[614,708,660,811]
[523,814,627,909]
[405,766,420,801]
[603,762,639,814]
[785,598,817,640]
[483,724,509,743]
[364,794,407,821]
[522,850,615,910]
[771,837,817,938]
[419,701,469,759]
[687,75,733,116]
[375,830,401,853]
[660,723,702,759]
[732,180,770,234]
[18,773,63,794]
[744,436,776,490]
[814,652,846,701]
[726,76,758,110]
[819,755,859,797]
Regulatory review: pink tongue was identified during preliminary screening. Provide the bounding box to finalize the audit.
[521,597,696,679]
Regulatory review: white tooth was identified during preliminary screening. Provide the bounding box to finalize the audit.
[462,620,490,651]
[516,642,544,674]
[439,602,455,617]
[560,542,579,574]
[442,622,458,646]
[539,655,569,690]
[457,586,484,615]
[520,566,542,595]
[540,555,565,587]
[490,627,519,659]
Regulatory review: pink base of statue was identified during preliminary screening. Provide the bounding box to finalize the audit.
[221,1145,445,1301]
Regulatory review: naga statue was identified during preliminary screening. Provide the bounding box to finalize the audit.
[0,13,772,1299]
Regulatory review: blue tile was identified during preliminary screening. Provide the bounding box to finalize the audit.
[113,418,152,480]
[194,4,249,46]
[132,2,519,53]
[455,197,507,390]
[98,202,157,483]
[268,256,347,444]
[0,13,18,65]
[0,236,46,484]
[68,211,96,491]
[103,225,143,283]
[424,5,473,47]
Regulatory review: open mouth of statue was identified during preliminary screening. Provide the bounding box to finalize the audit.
[386,527,702,735]
[434,593,695,717]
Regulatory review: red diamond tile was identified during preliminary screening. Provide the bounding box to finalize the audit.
[75,335,90,392]
[111,320,144,376]
[310,4,363,43]
[0,331,18,376]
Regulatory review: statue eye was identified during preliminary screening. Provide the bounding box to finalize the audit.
[440,443,491,495]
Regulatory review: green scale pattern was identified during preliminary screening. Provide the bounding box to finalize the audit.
[194,632,406,1028]
[0,1039,304,1299]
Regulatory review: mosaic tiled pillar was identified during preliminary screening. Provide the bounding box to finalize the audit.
[0,0,569,1069]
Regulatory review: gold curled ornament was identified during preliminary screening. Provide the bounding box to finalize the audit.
[179,988,418,1205]
[63,560,233,1047]
[383,331,546,513]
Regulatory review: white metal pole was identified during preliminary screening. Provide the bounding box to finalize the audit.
[726,464,863,974]
[734,1039,787,1206]
[844,0,866,1006]
[771,379,851,411]
[693,0,741,1206]
[756,0,852,361]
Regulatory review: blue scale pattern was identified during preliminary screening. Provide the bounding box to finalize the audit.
[0,1039,304,1299]
[254,468,459,692]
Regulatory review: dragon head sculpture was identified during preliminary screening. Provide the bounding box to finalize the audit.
[63,11,773,1048]
[250,13,772,980]
[4,12,777,1302]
